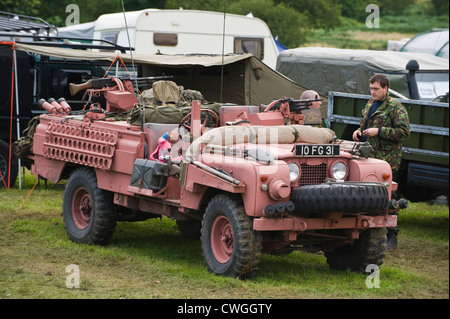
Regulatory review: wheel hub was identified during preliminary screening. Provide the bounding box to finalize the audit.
[211,215,234,263]
[71,187,92,230]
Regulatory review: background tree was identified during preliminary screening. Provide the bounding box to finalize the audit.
[0,0,42,17]
[377,0,415,15]
[165,0,307,48]
[227,0,307,48]
[274,0,342,30]
[431,0,449,16]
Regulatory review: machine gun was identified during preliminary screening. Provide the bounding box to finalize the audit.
[264,97,323,125]
[265,97,323,113]
[69,75,173,96]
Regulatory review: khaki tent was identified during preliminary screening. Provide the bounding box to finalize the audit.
[14,43,310,109]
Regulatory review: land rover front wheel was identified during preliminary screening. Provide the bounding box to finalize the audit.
[201,194,262,279]
[63,168,117,245]
[325,227,387,273]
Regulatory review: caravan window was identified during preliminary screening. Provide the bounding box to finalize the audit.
[234,38,264,60]
[101,33,118,45]
[154,33,178,46]
[100,33,118,52]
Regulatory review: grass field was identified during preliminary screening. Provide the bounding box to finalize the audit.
[0,174,448,300]
[305,10,449,50]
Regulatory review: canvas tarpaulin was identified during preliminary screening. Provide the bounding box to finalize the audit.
[14,43,314,122]
[137,53,314,113]
[15,42,311,107]
[14,42,252,66]
[276,47,449,97]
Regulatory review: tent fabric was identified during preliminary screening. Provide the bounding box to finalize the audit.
[57,21,96,40]
[276,47,449,96]
[401,29,449,59]
[14,42,310,111]
[138,53,312,112]
[14,42,253,66]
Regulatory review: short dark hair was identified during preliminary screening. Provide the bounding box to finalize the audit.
[370,74,390,89]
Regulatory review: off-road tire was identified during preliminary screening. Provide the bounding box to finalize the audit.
[325,228,387,273]
[292,183,389,214]
[201,194,262,279]
[0,140,18,189]
[63,168,117,245]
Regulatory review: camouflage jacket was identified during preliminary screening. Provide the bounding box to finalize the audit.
[358,94,410,172]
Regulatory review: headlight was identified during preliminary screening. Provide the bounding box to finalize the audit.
[288,163,300,182]
[331,162,347,180]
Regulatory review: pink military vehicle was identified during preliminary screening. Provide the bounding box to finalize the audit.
[28,77,402,278]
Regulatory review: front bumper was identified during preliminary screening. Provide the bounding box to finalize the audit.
[253,214,397,232]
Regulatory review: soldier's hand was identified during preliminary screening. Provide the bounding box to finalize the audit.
[352,130,362,141]
[363,128,379,137]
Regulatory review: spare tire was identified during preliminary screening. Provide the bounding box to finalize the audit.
[292,182,389,214]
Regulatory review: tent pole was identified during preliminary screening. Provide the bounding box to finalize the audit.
[220,0,227,103]
[13,48,22,189]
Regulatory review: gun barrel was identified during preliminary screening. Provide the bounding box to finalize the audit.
[133,75,174,87]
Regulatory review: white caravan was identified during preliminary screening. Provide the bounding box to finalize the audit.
[89,9,279,69]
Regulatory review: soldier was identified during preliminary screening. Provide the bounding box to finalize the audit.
[300,90,328,127]
[352,74,410,249]
[352,74,410,172]
[300,90,322,109]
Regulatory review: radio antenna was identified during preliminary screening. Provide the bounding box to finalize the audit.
[120,0,143,130]
[220,0,227,103]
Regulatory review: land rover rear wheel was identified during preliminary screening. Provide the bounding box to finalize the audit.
[0,140,17,189]
[63,168,117,245]
[201,194,262,279]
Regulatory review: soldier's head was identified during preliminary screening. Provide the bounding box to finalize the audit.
[369,74,389,101]
[300,90,322,108]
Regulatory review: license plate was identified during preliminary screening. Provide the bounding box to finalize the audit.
[295,144,340,157]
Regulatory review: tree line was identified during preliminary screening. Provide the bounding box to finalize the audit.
[1,0,448,48]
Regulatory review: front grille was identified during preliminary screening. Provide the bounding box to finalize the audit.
[299,163,327,186]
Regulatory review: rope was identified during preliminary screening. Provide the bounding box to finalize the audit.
[0,169,7,188]
[20,179,39,208]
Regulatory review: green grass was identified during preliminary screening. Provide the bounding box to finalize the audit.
[305,12,449,50]
[0,173,448,299]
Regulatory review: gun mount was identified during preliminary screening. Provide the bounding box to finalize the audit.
[264,97,323,125]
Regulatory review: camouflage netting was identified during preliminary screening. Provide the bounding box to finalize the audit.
[12,115,40,161]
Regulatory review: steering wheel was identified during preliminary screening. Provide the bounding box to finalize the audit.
[179,109,219,132]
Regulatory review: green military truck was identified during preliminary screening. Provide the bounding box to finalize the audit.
[327,91,448,202]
